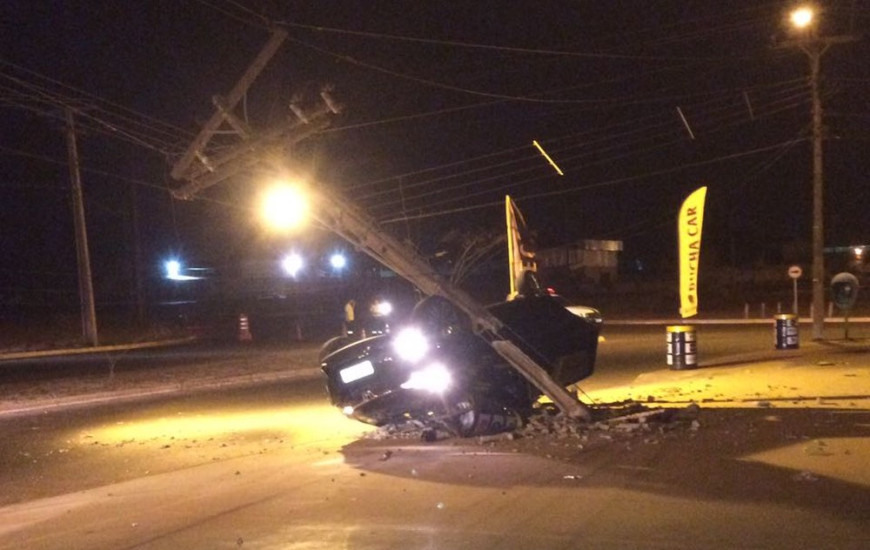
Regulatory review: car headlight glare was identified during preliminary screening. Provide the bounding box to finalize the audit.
[401,362,451,394]
[393,327,429,363]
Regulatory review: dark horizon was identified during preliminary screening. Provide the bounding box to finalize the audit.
[2,1,868,311]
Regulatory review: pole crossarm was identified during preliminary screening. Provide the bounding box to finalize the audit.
[172,104,335,200]
[167,26,591,420]
[171,28,289,181]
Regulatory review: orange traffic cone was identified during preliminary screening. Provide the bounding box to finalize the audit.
[238,313,252,342]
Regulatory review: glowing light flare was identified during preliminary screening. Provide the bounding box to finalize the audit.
[165,260,181,279]
[393,327,429,363]
[261,184,309,232]
[164,259,199,281]
[790,6,815,29]
[330,253,347,270]
[401,362,452,393]
[282,253,304,277]
[371,300,393,316]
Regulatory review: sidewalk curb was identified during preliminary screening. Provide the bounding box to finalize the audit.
[0,367,323,419]
[0,337,199,362]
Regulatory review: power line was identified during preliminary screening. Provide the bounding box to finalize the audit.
[378,137,806,225]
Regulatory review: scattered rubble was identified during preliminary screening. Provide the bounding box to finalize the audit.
[361,402,705,452]
[793,470,819,482]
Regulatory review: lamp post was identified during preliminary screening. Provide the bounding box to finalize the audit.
[781,6,857,340]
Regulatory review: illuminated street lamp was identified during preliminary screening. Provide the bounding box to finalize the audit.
[164,258,199,281]
[790,6,814,29]
[165,259,182,279]
[261,183,309,232]
[781,5,857,340]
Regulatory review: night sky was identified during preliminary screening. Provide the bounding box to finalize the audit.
[1,1,868,308]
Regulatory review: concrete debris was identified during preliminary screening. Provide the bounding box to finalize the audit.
[516,403,702,444]
[476,432,515,444]
[361,403,703,444]
[793,470,819,482]
[804,440,832,456]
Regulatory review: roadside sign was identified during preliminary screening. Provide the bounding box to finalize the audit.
[788,265,802,279]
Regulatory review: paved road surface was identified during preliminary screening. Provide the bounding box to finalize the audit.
[0,324,867,549]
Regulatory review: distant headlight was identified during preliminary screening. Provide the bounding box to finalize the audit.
[401,362,451,394]
[372,300,393,316]
[393,327,429,363]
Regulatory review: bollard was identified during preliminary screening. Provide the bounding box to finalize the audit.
[666,325,697,370]
[238,313,252,342]
[774,314,798,350]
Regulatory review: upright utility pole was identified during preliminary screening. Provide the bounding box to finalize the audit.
[779,20,858,340]
[65,108,99,346]
[807,43,826,340]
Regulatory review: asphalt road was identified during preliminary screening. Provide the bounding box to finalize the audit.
[0,325,867,549]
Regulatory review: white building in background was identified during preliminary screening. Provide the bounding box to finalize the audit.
[537,239,623,284]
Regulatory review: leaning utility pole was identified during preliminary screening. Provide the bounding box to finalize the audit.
[65,108,99,346]
[170,28,592,420]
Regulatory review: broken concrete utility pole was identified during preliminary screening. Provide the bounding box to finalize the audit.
[170,28,288,183]
[311,186,592,421]
[168,27,592,421]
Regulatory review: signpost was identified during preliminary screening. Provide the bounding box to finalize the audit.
[788,265,802,315]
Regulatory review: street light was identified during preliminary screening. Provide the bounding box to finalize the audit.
[165,259,182,280]
[330,252,347,271]
[260,183,310,232]
[782,6,857,340]
[790,6,814,29]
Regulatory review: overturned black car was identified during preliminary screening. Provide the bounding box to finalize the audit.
[320,291,602,437]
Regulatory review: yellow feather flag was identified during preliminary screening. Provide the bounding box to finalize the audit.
[506,195,537,300]
[678,186,707,318]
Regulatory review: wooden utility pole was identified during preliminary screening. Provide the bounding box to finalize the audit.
[65,108,99,346]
